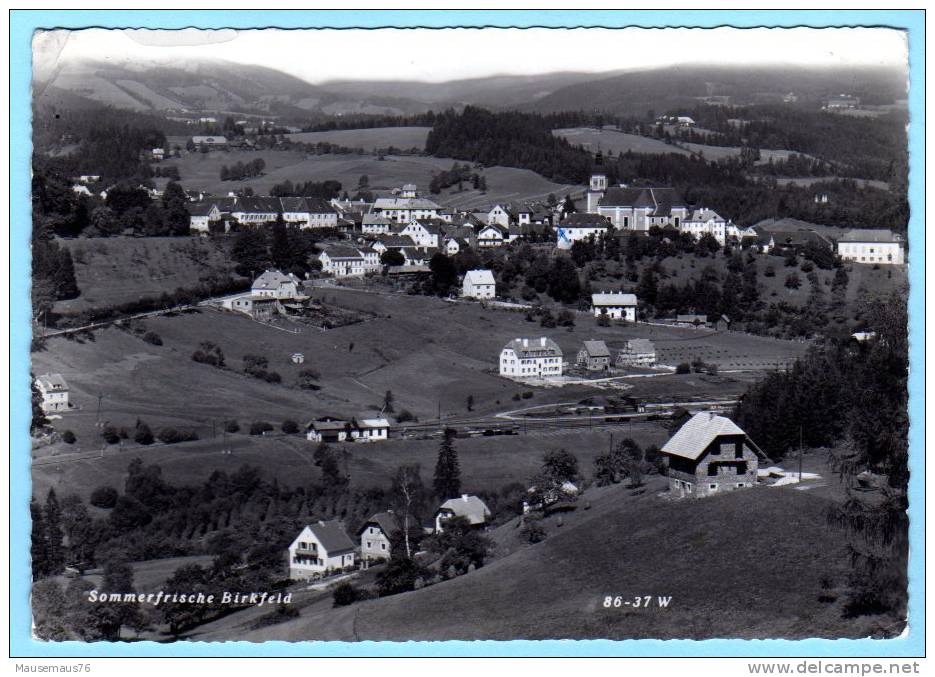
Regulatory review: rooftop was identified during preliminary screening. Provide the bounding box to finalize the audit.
[661,412,748,461]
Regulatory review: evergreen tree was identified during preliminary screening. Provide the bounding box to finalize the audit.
[44,489,65,575]
[31,376,48,433]
[30,498,49,580]
[433,429,462,500]
[230,228,270,278]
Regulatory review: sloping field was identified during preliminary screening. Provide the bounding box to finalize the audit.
[55,236,238,313]
[554,127,691,156]
[285,126,431,152]
[234,480,882,641]
[160,149,577,209]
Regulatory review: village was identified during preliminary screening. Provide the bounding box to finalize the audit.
[27,39,912,644]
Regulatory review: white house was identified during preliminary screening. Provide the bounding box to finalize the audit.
[220,293,280,321]
[188,202,221,233]
[487,204,511,227]
[151,148,165,161]
[251,269,302,299]
[230,197,279,225]
[681,208,729,245]
[435,494,492,533]
[477,224,508,248]
[837,229,905,265]
[318,244,380,277]
[592,292,638,321]
[397,219,440,248]
[616,339,657,367]
[462,269,496,300]
[358,511,398,562]
[305,416,390,443]
[499,337,563,380]
[371,194,442,222]
[556,213,611,250]
[279,197,338,229]
[442,236,463,256]
[35,373,69,413]
[362,214,395,235]
[287,520,357,579]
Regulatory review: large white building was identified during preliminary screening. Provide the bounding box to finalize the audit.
[586,176,688,231]
[462,269,496,300]
[371,186,442,222]
[499,337,564,380]
[836,229,905,265]
[287,520,356,579]
[592,292,638,321]
[35,374,69,414]
[555,213,612,249]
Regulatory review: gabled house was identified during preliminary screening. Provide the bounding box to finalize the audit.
[288,520,357,579]
[462,269,496,300]
[576,340,611,371]
[252,269,303,299]
[35,374,69,413]
[318,244,380,277]
[220,293,280,321]
[371,194,442,222]
[616,339,656,367]
[661,412,762,498]
[362,214,395,235]
[591,292,638,321]
[359,511,399,562]
[188,202,222,233]
[556,213,612,250]
[487,204,511,227]
[305,416,390,443]
[230,197,280,225]
[477,223,508,248]
[435,494,492,533]
[397,219,440,248]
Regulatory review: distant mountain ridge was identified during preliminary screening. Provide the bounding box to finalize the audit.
[36,57,906,119]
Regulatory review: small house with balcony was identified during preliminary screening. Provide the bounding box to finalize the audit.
[661,412,762,498]
[288,520,356,579]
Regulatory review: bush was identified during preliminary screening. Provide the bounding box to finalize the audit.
[520,517,547,544]
[596,314,610,327]
[61,430,76,444]
[90,486,118,509]
[521,391,534,399]
[224,420,240,433]
[142,331,163,346]
[281,420,299,434]
[332,581,361,607]
[249,421,274,436]
[101,425,120,445]
[675,362,691,374]
[764,265,776,278]
[785,273,801,289]
[192,342,225,368]
[157,428,199,444]
[134,422,154,445]
[394,410,415,424]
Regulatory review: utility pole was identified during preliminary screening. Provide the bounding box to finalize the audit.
[96,394,103,425]
[798,426,803,483]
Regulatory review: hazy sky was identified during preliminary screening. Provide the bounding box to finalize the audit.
[34,26,908,84]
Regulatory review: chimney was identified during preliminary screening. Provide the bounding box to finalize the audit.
[540,337,547,347]
[462,494,469,502]
[523,338,528,348]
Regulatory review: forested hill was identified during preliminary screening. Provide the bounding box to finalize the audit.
[424,107,908,231]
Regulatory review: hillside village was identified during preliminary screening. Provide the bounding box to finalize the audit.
[28,56,911,644]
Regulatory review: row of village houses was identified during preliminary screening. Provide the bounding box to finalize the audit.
[288,408,766,578]
[183,179,905,267]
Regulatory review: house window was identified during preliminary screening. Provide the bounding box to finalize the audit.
[710,445,720,456]
[737,483,745,488]
[735,443,743,459]
[366,541,371,548]
[381,543,387,550]
[709,484,718,490]
[708,465,718,477]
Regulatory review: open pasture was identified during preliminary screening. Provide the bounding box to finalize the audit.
[285,126,431,152]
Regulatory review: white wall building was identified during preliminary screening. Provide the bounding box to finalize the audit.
[35,374,69,413]
[556,213,611,249]
[462,269,496,300]
[318,244,380,277]
[358,512,397,562]
[837,229,905,265]
[499,337,563,380]
[287,521,357,579]
[592,292,638,321]
[371,196,442,222]
[251,269,302,299]
[586,178,688,231]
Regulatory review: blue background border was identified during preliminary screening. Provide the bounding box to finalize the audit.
[9,9,925,658]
